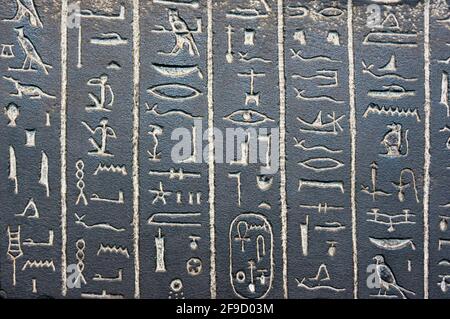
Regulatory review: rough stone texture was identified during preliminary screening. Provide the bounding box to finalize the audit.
[0,0,449,299]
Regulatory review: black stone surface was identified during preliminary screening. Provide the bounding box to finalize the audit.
[0,0,449,299]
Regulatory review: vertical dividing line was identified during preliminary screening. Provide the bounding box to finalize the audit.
[277,0,288,299]
[347,0,358,299]
[132,0,141,299]
[423,0,431,300]
[60,0,68,297]
[207,0,216,299]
